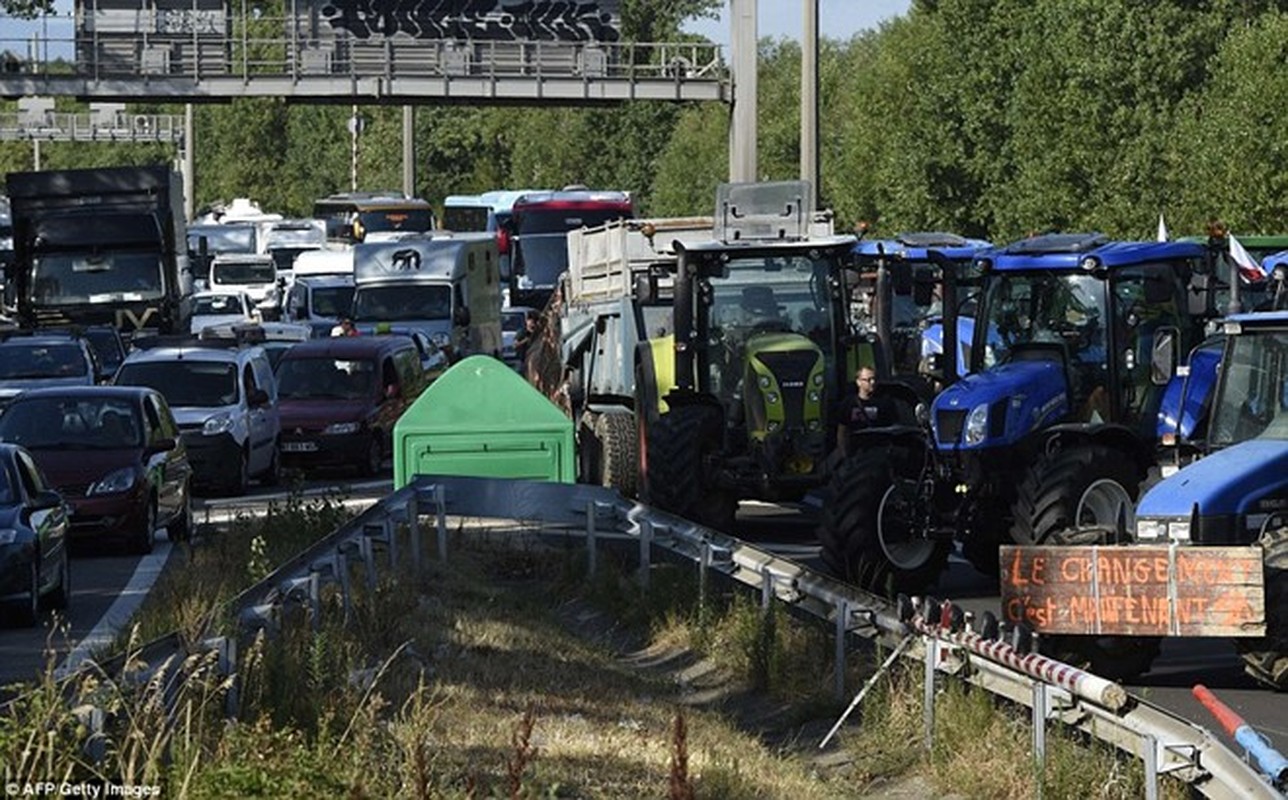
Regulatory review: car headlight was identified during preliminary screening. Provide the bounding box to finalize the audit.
[323,421,361,435]
[0,529,18,546]
[964,403,989,445]
[89,467,139,496]
[202,412,236,436]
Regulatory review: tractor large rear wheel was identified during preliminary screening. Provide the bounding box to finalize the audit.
[818,446,946,597]
[1011,444,1141,545]
[1236,527,1288,691]
[645,405,736,531]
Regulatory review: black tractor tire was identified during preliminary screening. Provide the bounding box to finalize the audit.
[1011,444,1142,545]
[1035,524,1162,681]
[645,405,737,531]
[595,412,638,498]
[1236,527,1288,691]
[818,446,948,597]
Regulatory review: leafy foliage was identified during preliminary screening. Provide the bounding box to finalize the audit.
[5,1,1288,241]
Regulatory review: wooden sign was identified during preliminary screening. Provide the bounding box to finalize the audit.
[999,545,1266,637]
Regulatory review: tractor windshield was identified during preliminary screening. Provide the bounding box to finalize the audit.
[1210,329,1288,446]
[977,272,1107,371]
[705,253,838,403]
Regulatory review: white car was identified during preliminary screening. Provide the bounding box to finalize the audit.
[190,290,257,335]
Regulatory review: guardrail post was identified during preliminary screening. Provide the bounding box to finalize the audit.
[435,483,448,562]
[73,704,106,764]
[1032,681,1048,797]
[923,635,938,752]
[405,494,421,572]
[359,535,377,592]
[699,542,711,619]
[834,599,849,701]
[1142,734,1159,800]
[637,518,652,589]
[761,570,773,610]
[585,499,597,578]
[336,550,352,623]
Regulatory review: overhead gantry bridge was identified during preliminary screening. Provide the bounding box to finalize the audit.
[0,2,729,106]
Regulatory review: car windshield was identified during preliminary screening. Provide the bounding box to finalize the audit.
[32,251,165,303]
[276,357,375,400]
[194,294,246,315]
[1209,329,1288,446]
[212,261,275,285]
[352,284,450,322]
[311,286,355,318]
[0,396,141,449]
[116,360,238,407]
[0,343,87,379]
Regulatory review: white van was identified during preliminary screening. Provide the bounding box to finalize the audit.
[209,253,280,315]
[349,233,501,360]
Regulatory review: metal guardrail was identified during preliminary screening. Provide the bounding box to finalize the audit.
[35,476,1287,798]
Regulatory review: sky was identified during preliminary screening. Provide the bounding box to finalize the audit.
[682,0,913,44]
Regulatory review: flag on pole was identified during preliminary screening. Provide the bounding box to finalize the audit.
[1229,232,1270,283]
[1156,213,1168,242]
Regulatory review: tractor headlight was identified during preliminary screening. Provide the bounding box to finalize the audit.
[1136,518,1191,543]
[758,375,771,389]
[766,392,779,405]
[808,390,820,403]
[1135,519,1164,541]
[812,373,824,387]
[964,403,989,445]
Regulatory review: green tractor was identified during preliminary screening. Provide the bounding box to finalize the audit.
[634,182,869,529]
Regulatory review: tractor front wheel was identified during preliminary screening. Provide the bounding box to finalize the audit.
[645,405,736,530]
[1011,444,1141,545]
[818,446,946,596]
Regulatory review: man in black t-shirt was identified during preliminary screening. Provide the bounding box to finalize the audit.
[835,366,898,457]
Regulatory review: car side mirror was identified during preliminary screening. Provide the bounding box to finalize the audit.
[453,306,471,327]
[146,436,177,455]
[248,387,270,407]
[384,383,399,400]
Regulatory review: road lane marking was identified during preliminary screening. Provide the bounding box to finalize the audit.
[56,540,172,679]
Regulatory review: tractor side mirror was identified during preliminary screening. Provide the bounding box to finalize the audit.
[634,274,656,304]
[1151,327,1178,385]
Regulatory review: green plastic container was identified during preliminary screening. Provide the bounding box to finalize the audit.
[392,355,575,488]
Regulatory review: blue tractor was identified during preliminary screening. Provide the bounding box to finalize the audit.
[819,233,1227,593]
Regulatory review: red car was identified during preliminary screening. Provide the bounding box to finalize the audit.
[0,386,194,554]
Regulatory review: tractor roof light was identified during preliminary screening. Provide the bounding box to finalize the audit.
[1079,256,1100,271]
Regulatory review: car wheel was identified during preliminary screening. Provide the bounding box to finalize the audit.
[359,435,383,477]
[227,451,250,497]
[48,549,70,612]
[261,444,281,487]
[166,489,193,543]
[13,559,39,627]
[133,501,156,556]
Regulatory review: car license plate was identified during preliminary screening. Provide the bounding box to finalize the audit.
[282,441,317,453]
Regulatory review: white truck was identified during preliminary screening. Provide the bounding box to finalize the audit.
[350,233,501,360]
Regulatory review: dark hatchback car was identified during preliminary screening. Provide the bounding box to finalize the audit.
[0,442,71,627]
[0,387,193,554]
[274,335,427,476]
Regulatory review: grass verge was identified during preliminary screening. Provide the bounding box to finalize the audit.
[1,512,1191,799]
